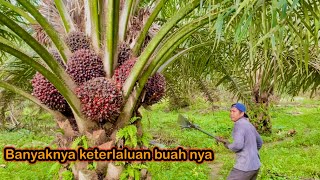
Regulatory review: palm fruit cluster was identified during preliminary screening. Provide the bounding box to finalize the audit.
[76,77,123,123]
[68,116,78,131]
[112,58,166,106]
[31,72,71,113]
[143,73,166,105]
[31,50,71,113]
[66,49,105,85]
[65,31,91,52]
[117,43,131,66]
[113,58,137,87]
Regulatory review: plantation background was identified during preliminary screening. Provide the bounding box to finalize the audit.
[1,92,319,179]
[0,0,320,179]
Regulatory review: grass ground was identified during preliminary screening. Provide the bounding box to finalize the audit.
[0,105,57,180]
[0,97,319,179]
[142,97,320,180]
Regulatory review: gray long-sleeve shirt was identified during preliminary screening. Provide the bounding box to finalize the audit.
[227,117,263,171]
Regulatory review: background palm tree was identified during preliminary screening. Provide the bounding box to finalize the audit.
[158,0,319,134]
[0,0,37,128]
[0,0,319,178]
[0,0,220,178]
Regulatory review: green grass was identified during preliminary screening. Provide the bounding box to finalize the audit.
[0,97,319,179]
[141,97,320,179]
[0,105,57,180]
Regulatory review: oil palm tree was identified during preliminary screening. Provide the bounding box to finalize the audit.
[0,0,220,178]
[158,0,320,134]
[214,0,319,134]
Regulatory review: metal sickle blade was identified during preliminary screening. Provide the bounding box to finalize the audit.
[177,114,221,141]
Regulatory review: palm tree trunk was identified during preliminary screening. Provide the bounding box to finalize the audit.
[251,87,272,134]
[165,74,189,110]
[55,110,149,179]
[197,78,215,103]
[0,104,6,128]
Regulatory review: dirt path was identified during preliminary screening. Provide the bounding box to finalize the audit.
[264,137,294,148]
[208,161,224,180]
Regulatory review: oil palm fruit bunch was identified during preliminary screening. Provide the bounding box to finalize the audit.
[113,58,166,106]
[31,50,70,114]
[76,77,123,124]
[143,73,166,105]
[65,31,91,53]
[113,58,137,87]
[32,72,71,113]
[117,43,131,67]
[66,49,105,85]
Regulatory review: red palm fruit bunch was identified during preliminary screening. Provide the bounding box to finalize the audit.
[32,72,71,113]
[76,77,123,123]
[65,31,91,53]
[142,73,166,105]
[31,50,71,114]
[113,58,137,87]
[113,58,166,106]
[117,43,131,67]
[66,49,105,85]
